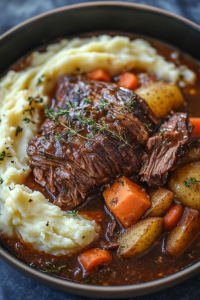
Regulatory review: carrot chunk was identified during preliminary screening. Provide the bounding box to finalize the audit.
[189,118,200,137]
[79,248,112,272]
[164,204,183,232]
[87,68,111,82]
[103,176,151,228]
[118,72,139,90]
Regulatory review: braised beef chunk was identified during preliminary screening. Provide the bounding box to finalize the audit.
[139,113,192,186]
[27,76,158,209]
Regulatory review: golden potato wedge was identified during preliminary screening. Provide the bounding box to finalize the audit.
[168,161,200,210]
[135,81,184,119]
[118,217,163,258]
[166,207,200,257]
[143,187,174,218]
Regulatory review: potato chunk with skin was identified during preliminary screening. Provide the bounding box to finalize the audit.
[143,187,174,218]
[168,162,200,210]
[135,81,184,119]
[118,217,163,258]
[166,207,200,257]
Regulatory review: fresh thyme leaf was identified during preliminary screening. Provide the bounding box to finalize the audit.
[67,210,79,218]
[99,99,109,110]
[67,164,72,169]
[55,133,65,140]
[118,144,126,149]
[83,98,91,104]
[36,74,45,86]
[22,169,25,172]
[23,107,35,116]
[28,96,43,105]
[115,231,122,236]
[22,116,35,124]
[0,178,3,184]
[43,102,131,147]
[183,177,200,188]
[74,91,80,95]
[15,126,23,136]
[120,246,125,249]
[0,150,12,161]
[144,123,152,131]
[159,129,165,136]
[47,157,52,161]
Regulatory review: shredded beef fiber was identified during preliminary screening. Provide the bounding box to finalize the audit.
[27,75,191,209]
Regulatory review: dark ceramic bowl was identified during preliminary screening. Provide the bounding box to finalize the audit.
[0,2,200,298]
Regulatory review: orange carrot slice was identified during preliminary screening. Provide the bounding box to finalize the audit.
[87,68,111,82]
[79,248,112,272]
[103,176,151,228]
[118,72,139,90]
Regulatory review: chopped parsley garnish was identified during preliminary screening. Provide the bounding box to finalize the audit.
[159,130,165,136]
[36,74,45,86]
[183,177,200,188]
[15,126,23,136]
[0,178,3,184]
[118,180,124,186]
[66,210,79,218]
[22,169,25,172]
[44,259,66,274]
[174,199,181,205]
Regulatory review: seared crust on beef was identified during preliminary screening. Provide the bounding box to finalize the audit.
[139,113,192,186]
[27,75,158,209]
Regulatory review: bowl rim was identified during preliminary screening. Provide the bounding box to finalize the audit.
[0,1,200,297]
[0,1,200,41]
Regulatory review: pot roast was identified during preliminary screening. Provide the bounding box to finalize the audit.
[27,76,191,209]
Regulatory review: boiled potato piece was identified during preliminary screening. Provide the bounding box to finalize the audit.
[118,217,163,258]
[135,81,184,119]
[166,207,200,257]
[168,161,200,210]
[143,187,174,218]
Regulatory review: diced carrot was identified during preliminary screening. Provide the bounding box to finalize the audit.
[79,248,112,272]
[118,72,139,90]
[164,204,183,232]
[87,68,111,82]
[189,118,200,137]
[103,176,151,228]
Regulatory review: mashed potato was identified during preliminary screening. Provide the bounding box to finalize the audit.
[0,35,195,255]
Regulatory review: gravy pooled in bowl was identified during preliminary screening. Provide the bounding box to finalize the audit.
[0,35,200,286]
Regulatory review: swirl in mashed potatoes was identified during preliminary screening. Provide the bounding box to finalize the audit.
[0,35,195,255]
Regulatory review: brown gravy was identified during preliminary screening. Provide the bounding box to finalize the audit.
[1,35,200,286]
